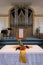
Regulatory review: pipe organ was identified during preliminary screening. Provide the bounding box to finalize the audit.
[10,7,33,36]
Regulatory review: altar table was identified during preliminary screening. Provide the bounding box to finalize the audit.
[0,45,43,65]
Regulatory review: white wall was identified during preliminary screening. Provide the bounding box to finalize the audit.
[0,6,12,33]
[33,16,43,35]
[31,6,43,14]
[0,6,12,15]
[0,17,9,33]
[31,6,43,34]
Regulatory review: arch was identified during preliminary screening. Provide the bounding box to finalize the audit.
[8,6,34,36]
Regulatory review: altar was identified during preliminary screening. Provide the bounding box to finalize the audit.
[0,45,43,65]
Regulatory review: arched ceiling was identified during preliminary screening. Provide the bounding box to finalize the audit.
[0,0,43,7]
[0,0,43,14]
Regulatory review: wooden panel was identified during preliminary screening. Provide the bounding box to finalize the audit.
[10,26,33,37]
[40,33,43,38]
[27,27,32,36]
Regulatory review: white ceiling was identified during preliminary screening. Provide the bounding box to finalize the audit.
[0,0,43,7]
[0,0,43,15]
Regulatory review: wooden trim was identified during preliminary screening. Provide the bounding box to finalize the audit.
[28,7,34,36]
[8,14,10,28]
[8,6,15,13]
[34,14,43,17]
[0,15,9,17]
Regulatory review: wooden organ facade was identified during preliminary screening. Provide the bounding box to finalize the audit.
[10,7,33,37]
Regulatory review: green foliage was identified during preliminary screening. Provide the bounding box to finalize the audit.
[36,28,40,34]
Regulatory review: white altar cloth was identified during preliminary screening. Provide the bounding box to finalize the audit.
[0,45,43,65]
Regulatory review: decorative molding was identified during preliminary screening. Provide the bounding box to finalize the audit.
[0,15,9,17]
[34,14,43,17]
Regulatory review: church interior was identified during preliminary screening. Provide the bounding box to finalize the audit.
[0,0,43,48]
[0,0,43,65]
